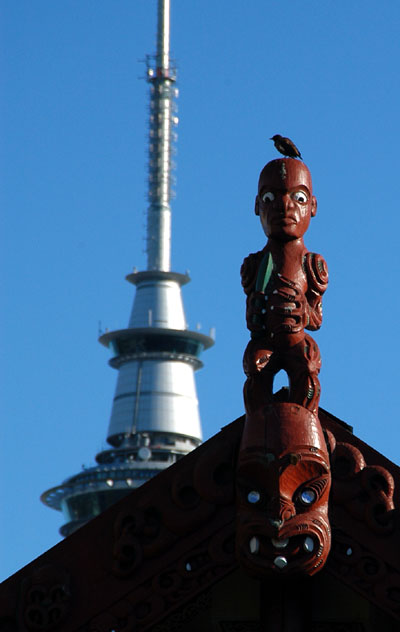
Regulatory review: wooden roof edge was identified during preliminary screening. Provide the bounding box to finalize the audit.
[1,407,400,630]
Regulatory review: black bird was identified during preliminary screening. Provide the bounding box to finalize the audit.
[270,134,302,160]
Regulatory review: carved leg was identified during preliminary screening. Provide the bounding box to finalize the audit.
[285,335,321,413]
[243,370,274,416]
[242,339,279,416]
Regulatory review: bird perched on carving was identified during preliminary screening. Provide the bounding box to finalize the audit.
[270,134,303,160]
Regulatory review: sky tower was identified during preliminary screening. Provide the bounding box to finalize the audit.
[41,0,214,537]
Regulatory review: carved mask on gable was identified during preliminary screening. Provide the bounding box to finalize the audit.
[236,403,331,576]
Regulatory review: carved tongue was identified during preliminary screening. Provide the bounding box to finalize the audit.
[249,536,260,554]
[271,537,289,549]
[274,556,288,570]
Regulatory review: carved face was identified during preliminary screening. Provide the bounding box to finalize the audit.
[255,159,317,242]
[236,403,331,576]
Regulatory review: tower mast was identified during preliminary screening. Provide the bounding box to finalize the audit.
[147,0,173,272]
[41,0,214,536]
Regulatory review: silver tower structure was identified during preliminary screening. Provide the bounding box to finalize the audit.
[41,0,213,537]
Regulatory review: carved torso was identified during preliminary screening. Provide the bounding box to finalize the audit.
[241,240,328,349]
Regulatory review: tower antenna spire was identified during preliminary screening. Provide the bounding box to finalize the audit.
[146,0,176,272]
[41,0,214,536]
[157,0,170,71]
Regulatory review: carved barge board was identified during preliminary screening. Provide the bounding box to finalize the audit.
[0,408,399,630]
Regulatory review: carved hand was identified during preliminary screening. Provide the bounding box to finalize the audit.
[268,275,309,334]
[242,339,272,376]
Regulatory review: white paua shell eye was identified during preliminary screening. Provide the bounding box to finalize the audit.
[262,191,275,202]
[292,190,308,203]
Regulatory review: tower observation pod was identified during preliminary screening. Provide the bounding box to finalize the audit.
[41,0,214,537]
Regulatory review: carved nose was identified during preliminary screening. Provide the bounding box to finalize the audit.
[281,193,294,212]
[269,499,295,527]
[279,502,295,522]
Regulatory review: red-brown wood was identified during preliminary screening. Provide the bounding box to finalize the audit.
[242,158,328,414]
[238,159,331,578]
[236,403,331,577]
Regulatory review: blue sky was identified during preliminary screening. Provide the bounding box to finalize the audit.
[1,0,400,581]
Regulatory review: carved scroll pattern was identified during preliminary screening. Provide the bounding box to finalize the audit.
[80,525,235,632]
[151,591,211,632]
[112,436,236,578]
[330,441,396,535]
[327,529,400,619]
[18,565,71,632]
[80,438,238,632]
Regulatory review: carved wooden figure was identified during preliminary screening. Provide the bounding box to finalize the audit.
[241,158,328,414]
[237,158,331,577]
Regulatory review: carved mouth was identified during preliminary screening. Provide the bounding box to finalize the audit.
[271,216,297,226]
[244,532,321,573]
